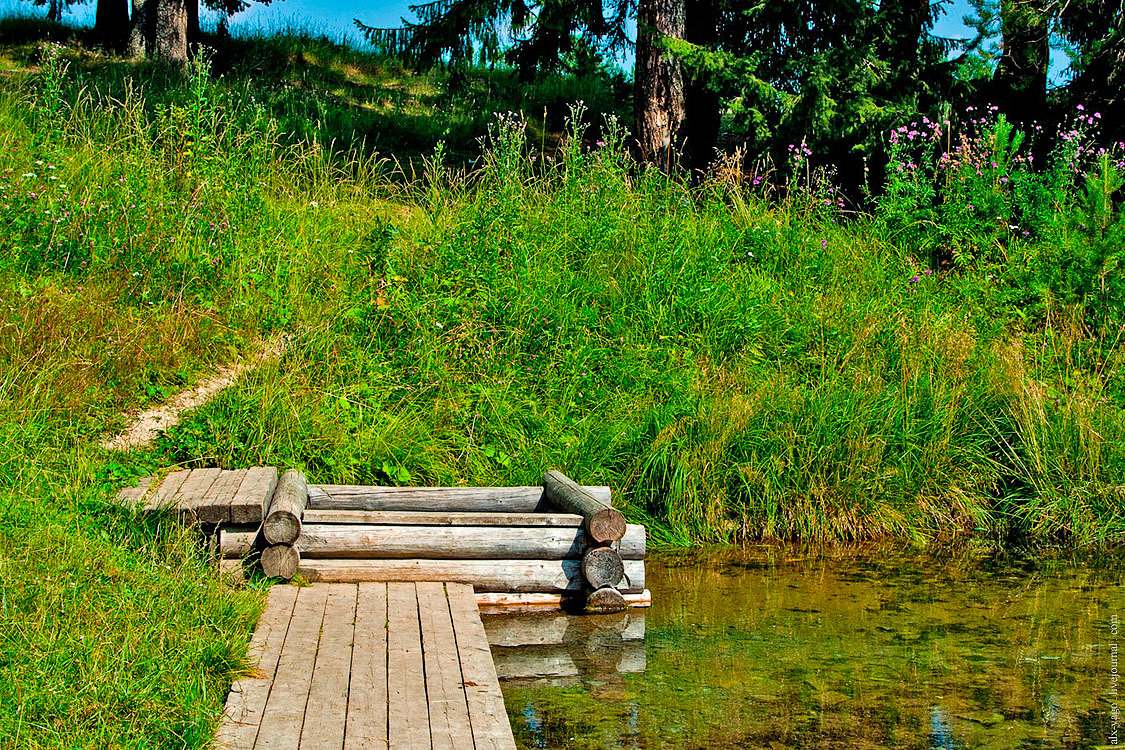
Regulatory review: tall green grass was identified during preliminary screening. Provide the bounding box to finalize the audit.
[0,32,1123,746]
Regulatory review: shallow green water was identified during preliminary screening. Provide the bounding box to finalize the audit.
[486,549,1125,750]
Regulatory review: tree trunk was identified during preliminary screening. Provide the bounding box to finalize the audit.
[994,0,1049,128]
[95,0,130,50]
[683,0,721,174]
[152,0,189,63]
[634,0,686,167]
[126,0,151,57]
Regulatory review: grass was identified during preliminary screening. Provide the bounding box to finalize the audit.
[0,20,1122,748]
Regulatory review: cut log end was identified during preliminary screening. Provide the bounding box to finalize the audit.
[262,511,301,546]
[585,587,627,614]
[581,546,624,588]
[587,507,627,544]
[260,544,300,580]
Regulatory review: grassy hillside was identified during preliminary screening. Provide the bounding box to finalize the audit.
[0,25,1123,747]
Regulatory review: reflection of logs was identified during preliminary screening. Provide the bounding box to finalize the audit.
[484,610,646,687]
[490,641,647,685]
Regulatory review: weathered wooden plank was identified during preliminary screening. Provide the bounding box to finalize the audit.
[143,469,190,512]
[417,582,474,750]
[446,583,516,750]
[175,467,223,521]
[115,476,153,508]
[542,471,625,543]
[344,583,388,750]
[308,485,611,513]
[289,524,646,560]
[300,584,357,750]
[302,509,585,527]
[263,469,308,545]
[297,558,646,593]
[475,589,652,612]
[230,466,279,525]
[254,585,329,750]
[215,585,299,750]
[387,582,430,750]
[198,469,249,525]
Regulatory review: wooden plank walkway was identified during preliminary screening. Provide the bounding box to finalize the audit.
[216,582,517,750]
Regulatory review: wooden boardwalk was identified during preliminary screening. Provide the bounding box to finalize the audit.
[216,582,516,750]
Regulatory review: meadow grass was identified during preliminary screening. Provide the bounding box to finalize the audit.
[0,28,1123,747]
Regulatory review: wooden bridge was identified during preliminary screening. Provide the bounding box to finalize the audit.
[117,467,650,749]
[217,581,515,750]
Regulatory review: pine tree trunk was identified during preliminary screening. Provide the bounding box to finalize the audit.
[152,0,189,63]
[634,0,686,167]
[126,0,151,57]
[994,0,1049,127]
[95,0,130,50]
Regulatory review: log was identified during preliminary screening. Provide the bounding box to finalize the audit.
[584,586,627,614]
[307,484,611,513]
[476,590,651,611]
[296,558,645,593]
[542,471,625,543]
[301,510,585,527]
[261,544,300,580]
[254,524,645,560]
[581,547,624,588]
[218,524,262,558]
[262,470,308,545]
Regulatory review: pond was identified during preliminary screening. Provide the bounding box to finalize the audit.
[483,548,1124,749]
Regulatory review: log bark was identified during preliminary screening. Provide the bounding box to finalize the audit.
[296,558,645,593]
[229,523,645,560]
[152,0,188,64]
[308,484,611,512]
[584,586,627,614]
[262,470,308,545]
[261,544,300,580]
[126,0,151,57]
[634,0,686,166]
[581,547,624,588]
[301,510,584,527]
[542,471,625,543]
[218,524,262,557]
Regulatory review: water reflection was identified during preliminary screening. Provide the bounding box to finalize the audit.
[490,548,1124,750]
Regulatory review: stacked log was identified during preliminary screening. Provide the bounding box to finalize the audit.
[132,466,650,611]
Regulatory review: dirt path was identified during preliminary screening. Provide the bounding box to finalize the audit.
[100,334,288,452]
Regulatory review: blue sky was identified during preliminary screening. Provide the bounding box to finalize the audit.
[4,0,983,48]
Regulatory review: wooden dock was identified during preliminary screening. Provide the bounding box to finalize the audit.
[217,582,516,750]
